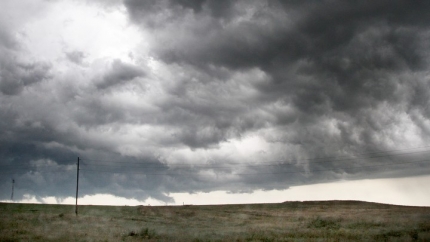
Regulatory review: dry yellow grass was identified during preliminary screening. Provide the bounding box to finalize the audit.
[1,201,430,241]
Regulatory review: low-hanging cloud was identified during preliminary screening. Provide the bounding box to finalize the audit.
[124,0,430,143]
[95,59,145,89]
[0,27,52,95]
[0,61,52,95]
[1,0,430,203]
[65,50,86,65]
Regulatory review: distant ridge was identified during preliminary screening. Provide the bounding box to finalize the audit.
[281,200,426,208]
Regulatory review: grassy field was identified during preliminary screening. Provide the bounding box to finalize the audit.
[1,200,430,241]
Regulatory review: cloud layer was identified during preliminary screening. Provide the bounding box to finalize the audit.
[1,0,430,203]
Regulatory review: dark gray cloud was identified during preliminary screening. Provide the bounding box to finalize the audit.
[95,59,145,89]
[124,0,430,143]
[121,0,430,183]
[0,37,51,95]
[0,24,52,95]
[1,0,430,203]
[0,27,18,50]
[0,61,51,95]
[65,50,86,65]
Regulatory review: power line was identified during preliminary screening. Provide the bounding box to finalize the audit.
[78,148,430,169]
[0,146,429,177]
[0,167,76,176]
[0,164,72,168]
[1,145,429,171]
[80,145,430,165]
[1,145,430,177]
[79,158,430,176]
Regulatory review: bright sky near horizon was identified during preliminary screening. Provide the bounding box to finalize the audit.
[1,0,430,206]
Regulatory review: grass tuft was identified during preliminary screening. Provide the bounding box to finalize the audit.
[127,227,157,239]
[307,216,341,230]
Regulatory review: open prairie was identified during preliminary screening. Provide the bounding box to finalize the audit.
[1,201,430,241]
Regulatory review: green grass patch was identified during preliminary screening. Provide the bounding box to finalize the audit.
[1,201,430,241]
[307,216,341,229]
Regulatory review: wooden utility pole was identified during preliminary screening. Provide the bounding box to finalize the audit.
[11,179,14,201]
[75,157,80,215]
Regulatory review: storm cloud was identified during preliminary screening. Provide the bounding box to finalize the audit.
[95,59,145,89]
[65,50,86,65]
[1,0,430,203]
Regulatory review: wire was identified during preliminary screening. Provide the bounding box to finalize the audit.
[1,145,430,176]
[0,166,76,175]
[80,145,430,165]
[79,158,430,176]
[79,148,430,169]
[0,164,73,169]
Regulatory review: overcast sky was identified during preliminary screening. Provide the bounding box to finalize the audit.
[1,0,430,206]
